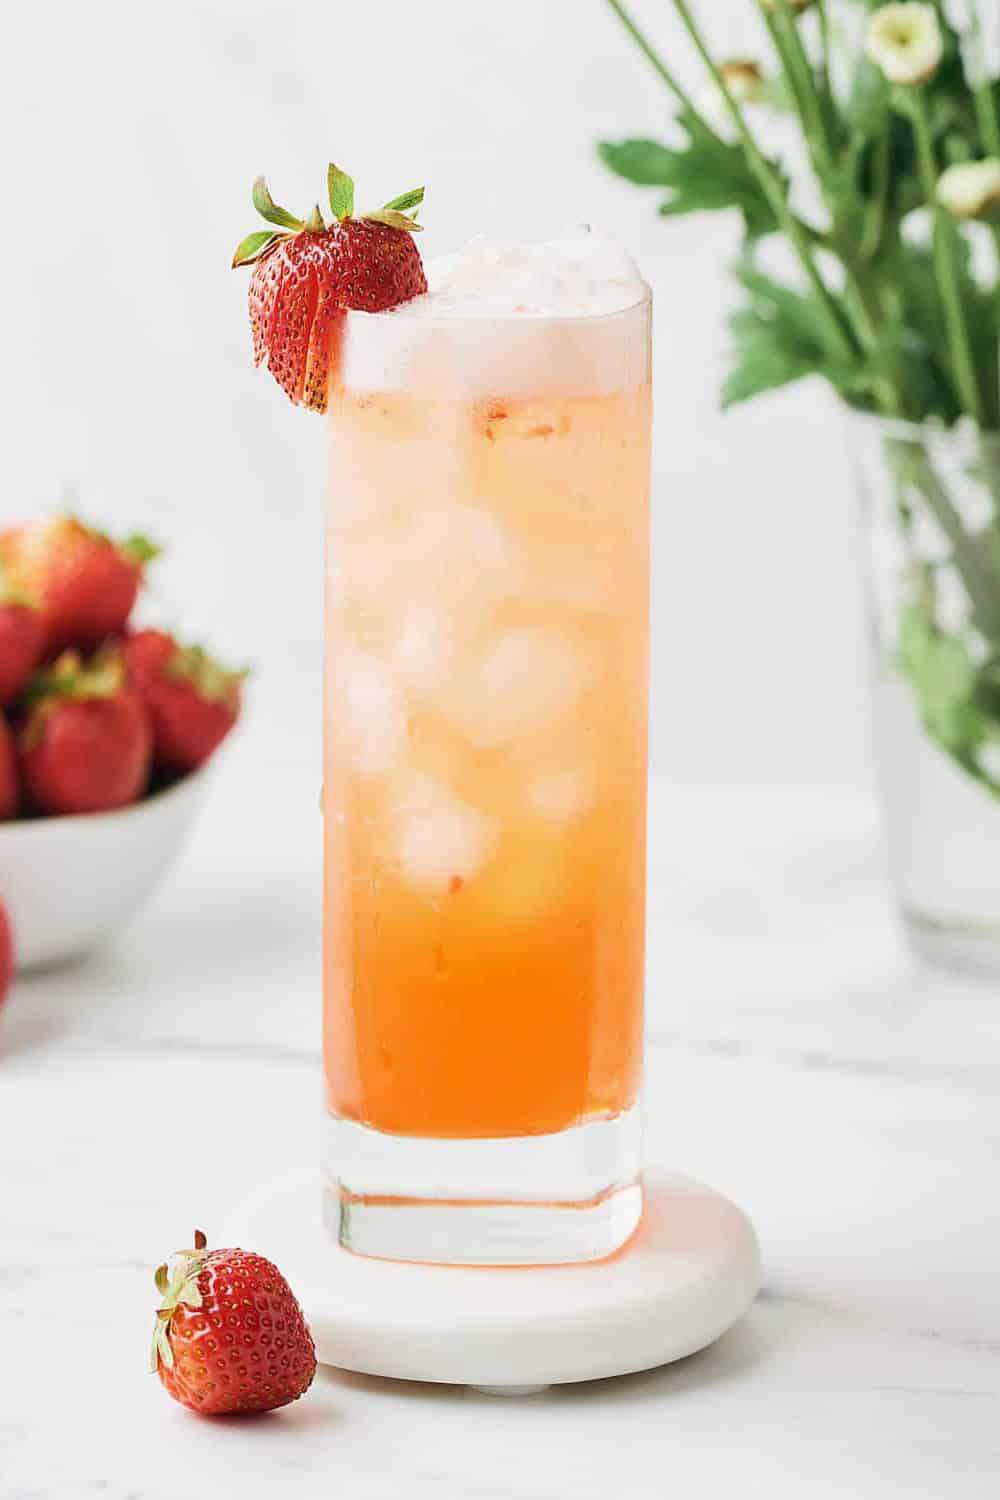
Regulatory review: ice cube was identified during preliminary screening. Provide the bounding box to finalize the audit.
[339,646,406,775]
[390,774,498,893]
[465,628,593,747]
[526,766,595,823]
[336,532,402,607]
[392,604,457,695]
[404,505,516,597]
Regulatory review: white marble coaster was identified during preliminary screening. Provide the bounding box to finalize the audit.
[222,1168,761,1390]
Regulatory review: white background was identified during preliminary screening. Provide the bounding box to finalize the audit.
[2,0,872,785]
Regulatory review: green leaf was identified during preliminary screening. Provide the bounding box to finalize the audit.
[363,209,423,233]
[121,533,160,567]
[231,230,282,269]
[721,264,866,409]
[899,606,987,754]
[328,163,355,221]
[598,116,784,240]
[178,1280,202,1310]
[157,1322,175,1371]
[251,177,302,231]
[881,237,999,427]
[382,187,424,214]
[598,138,678,186]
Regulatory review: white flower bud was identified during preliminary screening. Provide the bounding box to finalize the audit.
[698,61,765,134]
[865,3,943,85]
[936,159,1000,221]
[719,60,765,103]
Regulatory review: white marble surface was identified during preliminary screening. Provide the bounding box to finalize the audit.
[2,741,999,1499]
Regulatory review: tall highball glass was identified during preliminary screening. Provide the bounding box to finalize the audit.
[323,285,651,1263]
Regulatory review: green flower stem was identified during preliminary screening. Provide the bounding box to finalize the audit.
[604,0,723,142]
[814,0,835,123]
[909,89,986,424]
[972,86,1000,159]
[890,437,1000,642]
[838,238,888,352]
[859,124,891,262]
[961,2,1000,350]
[763,1,888,369]
[670,0,859,363]
[760,8,811,132]
[766,0,834,177]
[964,0,1000,157]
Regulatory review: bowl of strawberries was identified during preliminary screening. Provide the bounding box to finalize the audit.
[0,517,244,971]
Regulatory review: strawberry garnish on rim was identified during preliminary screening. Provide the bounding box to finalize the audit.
[231,163,427,412]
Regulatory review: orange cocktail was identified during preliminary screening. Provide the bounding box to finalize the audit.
[323,243,650,1264]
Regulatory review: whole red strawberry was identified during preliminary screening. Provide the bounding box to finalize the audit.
[123,630,245,773]
[0,716,17,820]
[151,1230,317,1416]
[0,517,159,656]
[0,560,44,708]
[0,901,12,1009]
[19,651,152,816]
[232,165,427,411]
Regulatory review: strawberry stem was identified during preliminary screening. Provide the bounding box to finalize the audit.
[252,177,304,231]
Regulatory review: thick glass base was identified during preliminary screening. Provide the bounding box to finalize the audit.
[904,908,1000,980]
[322,1107,642,1265]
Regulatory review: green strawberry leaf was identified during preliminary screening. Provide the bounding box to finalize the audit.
[121,533,160,567]
[382,187,424,214]
[364,209,423,233]
[252,177,303,231]
[231,230,283,269]
[157,1322,175,1371]
[328,163,355,221]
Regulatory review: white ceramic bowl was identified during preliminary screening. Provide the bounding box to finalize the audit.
[0,769,206,971]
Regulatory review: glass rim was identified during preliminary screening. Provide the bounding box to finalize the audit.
[344,281,652,330]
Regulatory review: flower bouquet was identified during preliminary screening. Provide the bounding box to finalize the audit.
[603,1,1000,971]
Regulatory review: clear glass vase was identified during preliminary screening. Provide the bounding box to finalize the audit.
[852,411,1000,977]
